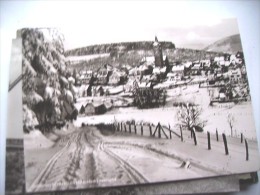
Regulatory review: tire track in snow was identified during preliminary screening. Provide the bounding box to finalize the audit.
[28,132,80,192]
[88,130,149,184]
[100,142,149,184]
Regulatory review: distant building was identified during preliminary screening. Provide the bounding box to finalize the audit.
[229,68,242,83]
[153,36,164,67]
[141,55,169,69]
[84,103,95,115]
[80,70,93,84]
[190,63,202,75]
[129,67,142,81]
[84,102,107,115]
[108,69,127,85]
[95,64,113,85]
[170,65,185,81]
[141,56,155,66]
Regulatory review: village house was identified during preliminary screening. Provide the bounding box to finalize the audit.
[190,63,202,75]
[236,51,244,60]
[84,101,107,115]
[230,54,237,64]
[138,64,153,75]
[219,56,225,66]
[240,64,247,80]
[79,70,93,84]
[108,69,127,85]
[129,67,142,81]
[200,59,211,70]
[141,55,169,68]
[95,64,113,85]
[153,66,167,75]
[228,68,242,84]
[140,75,152,83]
[168,64,185,82]
[92,86,105,96]
[229,52,244,65]
[141,56,155,66]
[84,102,95,115]
[166,73,175,82]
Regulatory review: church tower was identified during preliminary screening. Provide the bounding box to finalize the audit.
[153,36,163,67]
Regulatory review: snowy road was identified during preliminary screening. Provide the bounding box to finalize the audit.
[27,128,150,192]
[27,126,216,193]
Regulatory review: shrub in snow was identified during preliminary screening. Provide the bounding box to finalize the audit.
[23,105,39,132]
[176,103,207,131]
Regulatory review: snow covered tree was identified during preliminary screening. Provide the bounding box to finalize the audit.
[21,28,77,133]
[227,113,235,137]
[176,103,206,131]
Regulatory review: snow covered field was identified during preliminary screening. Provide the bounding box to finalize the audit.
[23,84,259,193]
[74,84,257,140]
[66,53,110,63]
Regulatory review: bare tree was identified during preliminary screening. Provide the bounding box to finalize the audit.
[227,113,235,137]
[176,103,206,131]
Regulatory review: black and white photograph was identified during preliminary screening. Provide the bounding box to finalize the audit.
[21,16,260,193]
[1,1,260,195]
[4,35,243,195]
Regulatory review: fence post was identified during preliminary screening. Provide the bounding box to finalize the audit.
[141,123,143,136]
[117,123,120,131]
[129,123,131,133]
[191,128,193,138]
[134,124,137,134]
[241,133,243,143]
[207,131,211,150]
[216,129,219,141]
[169,125,172,139]
[192,128,197,145]
[180,126,183,142]
[158,123,161,138]
[245,139,249,161]
[124,123,127,132]
[222,133,229,155]
[149,124,152,136]
[121,122,123,132]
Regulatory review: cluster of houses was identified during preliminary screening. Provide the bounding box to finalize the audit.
[70,36,247,107]
[76,37,171,91]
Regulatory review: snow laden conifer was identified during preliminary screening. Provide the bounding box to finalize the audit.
[22,28,77,133]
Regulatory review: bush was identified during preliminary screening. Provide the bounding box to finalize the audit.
[96,123,115,135]
[189,125,204,132]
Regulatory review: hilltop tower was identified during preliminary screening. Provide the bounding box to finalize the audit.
[153,36,163,67]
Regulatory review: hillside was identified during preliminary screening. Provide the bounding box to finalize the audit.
[66,47,221,72]
[65,41,176,57]
[204,34,242,54]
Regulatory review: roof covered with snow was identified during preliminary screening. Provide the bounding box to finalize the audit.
[172,65,184,72]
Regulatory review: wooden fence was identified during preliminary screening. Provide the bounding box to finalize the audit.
[114,122,181,140]
[113,122,250,161]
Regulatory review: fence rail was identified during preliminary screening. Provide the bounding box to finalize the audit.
[113,121,250,161]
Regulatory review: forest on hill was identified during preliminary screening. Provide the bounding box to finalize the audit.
[66,46,222,72]
[65,41,176,56]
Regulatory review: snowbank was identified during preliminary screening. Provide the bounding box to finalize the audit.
[24,130,54,150]
[23,105,39,128]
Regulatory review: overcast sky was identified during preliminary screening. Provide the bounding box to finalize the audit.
[1,1,240,50]
[62,18,239,50]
